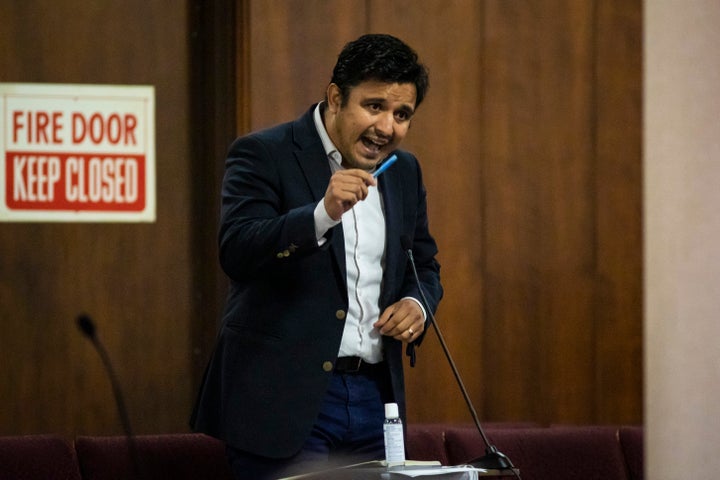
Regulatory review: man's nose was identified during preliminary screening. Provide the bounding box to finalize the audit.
[375,112,394,137]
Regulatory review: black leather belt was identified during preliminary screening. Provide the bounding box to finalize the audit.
[334,356,385,374]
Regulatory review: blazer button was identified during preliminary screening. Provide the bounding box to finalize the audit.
[335,310,346,320]
[322,361,334,372]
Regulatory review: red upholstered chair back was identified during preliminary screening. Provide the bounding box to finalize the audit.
[406,423,450,465]
[445,426,630,480]
[75,433,234,480]
[0,434,81,480]
[619,426,644,480]
[405,422,541,466]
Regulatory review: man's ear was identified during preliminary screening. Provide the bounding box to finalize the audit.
[326,83,342,112]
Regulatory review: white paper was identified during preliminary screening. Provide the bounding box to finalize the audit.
[389,465,486,478]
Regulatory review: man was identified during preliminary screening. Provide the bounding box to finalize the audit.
[191,33,443,479]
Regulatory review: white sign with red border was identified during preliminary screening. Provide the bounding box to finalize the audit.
[1,83,155,222]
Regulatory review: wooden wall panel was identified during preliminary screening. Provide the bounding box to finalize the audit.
[481,1,598,423]
[481,0,641,424]
[188,0,239,403]
[0,1,195,435]
[594,0,643,423]
[246,0,368,131]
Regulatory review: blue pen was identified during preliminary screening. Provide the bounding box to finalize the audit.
[373,154,398,178]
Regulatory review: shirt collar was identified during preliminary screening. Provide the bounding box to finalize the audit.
[313,102,343,168]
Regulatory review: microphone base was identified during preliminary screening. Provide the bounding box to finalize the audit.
[468,448,514,470]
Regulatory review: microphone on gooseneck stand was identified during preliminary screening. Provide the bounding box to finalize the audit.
[77,313,141,479]
[400,237,516,474]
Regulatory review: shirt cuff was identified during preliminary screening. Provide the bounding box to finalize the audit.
[402,296,427,321]
[314,200,341,246]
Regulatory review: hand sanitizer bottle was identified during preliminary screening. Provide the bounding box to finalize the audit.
[383,402,405,464]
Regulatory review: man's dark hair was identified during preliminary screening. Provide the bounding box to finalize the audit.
[329,34,429,108]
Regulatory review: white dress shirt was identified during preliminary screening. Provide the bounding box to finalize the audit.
[312,104,386,363]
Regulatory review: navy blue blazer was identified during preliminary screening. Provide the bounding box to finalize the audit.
[190,105,443,459]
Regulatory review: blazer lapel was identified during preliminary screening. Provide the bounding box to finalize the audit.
[291,105,347,290]
[292,106,332,202]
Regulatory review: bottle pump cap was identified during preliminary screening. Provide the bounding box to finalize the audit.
[385,402,399,418]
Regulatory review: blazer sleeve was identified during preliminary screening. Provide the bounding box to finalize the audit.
[400,155,443,319]
[218,133,325,282]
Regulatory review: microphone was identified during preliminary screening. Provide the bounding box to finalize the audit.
[400,237,515,472]
[76,313,141,479]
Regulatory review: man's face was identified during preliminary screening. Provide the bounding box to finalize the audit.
[324,80,417,171]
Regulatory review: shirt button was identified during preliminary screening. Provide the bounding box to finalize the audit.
[322,361,334,372]
[335,310,346,320]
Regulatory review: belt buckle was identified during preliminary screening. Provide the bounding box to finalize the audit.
[347,357,362,373]
[337,357,362,373]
